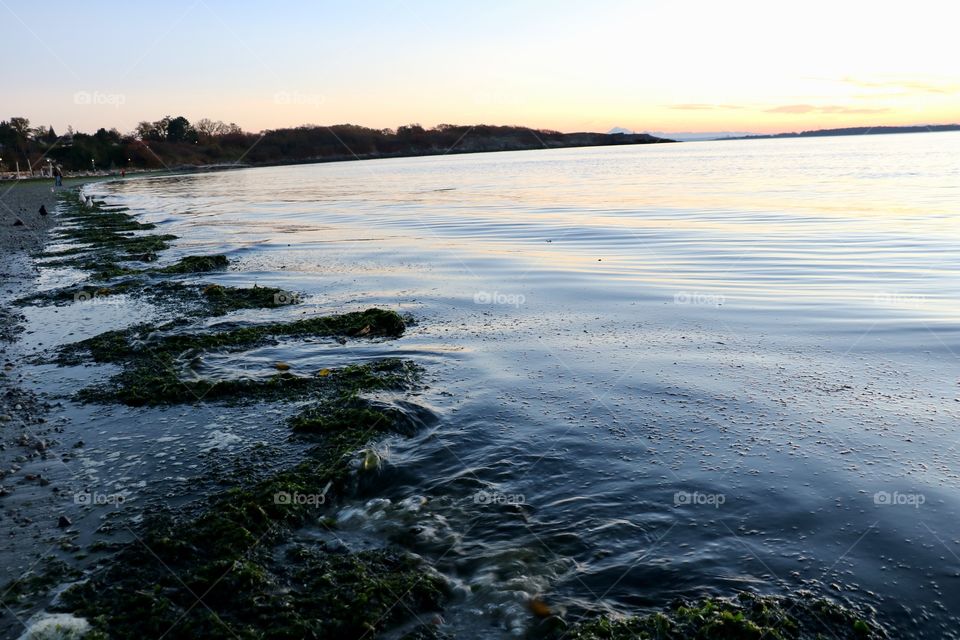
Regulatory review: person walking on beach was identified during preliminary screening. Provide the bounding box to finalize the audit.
[53,164,63,187]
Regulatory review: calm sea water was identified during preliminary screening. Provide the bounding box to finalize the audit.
[72,132,960,636]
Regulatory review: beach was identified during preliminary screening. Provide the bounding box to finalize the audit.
[0,181,67,624]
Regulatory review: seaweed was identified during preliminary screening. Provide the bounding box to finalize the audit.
[57,308,406,366]
[55,398,445,639]
[155,254,229,274]
[552,592,885,640]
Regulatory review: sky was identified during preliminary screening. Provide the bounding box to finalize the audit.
[2,0,958,135]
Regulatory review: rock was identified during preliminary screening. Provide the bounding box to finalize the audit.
[58,515,72,528]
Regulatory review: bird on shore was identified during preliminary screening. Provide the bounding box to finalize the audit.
[83,196,94,208]
[39,205,48,216]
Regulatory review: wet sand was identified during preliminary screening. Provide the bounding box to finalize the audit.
[0,181,73,627]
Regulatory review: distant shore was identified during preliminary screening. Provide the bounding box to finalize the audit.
[718,123,960,141]
[3,121,676,176]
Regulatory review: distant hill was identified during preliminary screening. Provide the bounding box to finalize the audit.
[722,124,960,141]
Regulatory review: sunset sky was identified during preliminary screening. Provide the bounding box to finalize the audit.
[3,0,957,135]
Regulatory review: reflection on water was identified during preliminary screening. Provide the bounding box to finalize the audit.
[87,132,960,638]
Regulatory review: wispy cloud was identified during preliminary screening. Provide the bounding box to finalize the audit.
[669,103,745,111]
[842,76,960,95]
[765,104,889,115]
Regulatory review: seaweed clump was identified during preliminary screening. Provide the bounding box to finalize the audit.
[15,281,293,319]
[38,196,177,269]
[54,309,409,406]
[553,592,884,640]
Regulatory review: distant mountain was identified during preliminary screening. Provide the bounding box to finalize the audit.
[607,127,635,135]
[722,124,960,141]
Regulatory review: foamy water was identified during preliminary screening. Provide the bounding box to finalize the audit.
[73,132,960,637]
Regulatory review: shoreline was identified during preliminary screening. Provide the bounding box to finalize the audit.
[0,181,73,613]
[0,134,677,186]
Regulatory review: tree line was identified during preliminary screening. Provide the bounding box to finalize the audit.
[0,116,669,173]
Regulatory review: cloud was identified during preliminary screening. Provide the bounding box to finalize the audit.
[818,105,890,115]
[766,104,816,114]
[669,103,745,111]
[765,104,889,115]
[842,76,960,94]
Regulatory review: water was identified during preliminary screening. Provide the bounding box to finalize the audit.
[68,132,960,636]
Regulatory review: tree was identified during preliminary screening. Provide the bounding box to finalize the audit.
[153,116,171,141]
[9,117,31,140]
[166,116,196,143]
[194,118,222,143]
[135,120,160,141]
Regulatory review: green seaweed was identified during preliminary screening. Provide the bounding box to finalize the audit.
[88,254,230,280]
[155,254,230,274]
[58,308,406,366]
[56,399,444,639]
[76,358,416,407]
[198,283,291,315]
[25,191,443,638]
[555,592,885,640]
[15,281,292,319]
[34,195,178,279]
[1,558,81,607]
